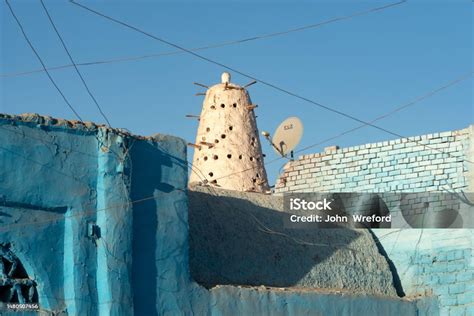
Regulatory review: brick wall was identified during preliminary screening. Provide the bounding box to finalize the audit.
[276,127,472,193]
[275,125,473,316]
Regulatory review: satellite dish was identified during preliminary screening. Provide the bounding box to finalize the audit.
[270,117,303,157]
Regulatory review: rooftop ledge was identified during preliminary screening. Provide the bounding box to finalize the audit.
[0,112,157,141]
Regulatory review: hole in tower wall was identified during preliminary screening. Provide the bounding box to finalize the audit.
[221,104,225,108]
[229,126,233,131]
[221,134,226,139]
[213,155,218,160]
[206,127,211,132]
[250,157,254,161]
[227,154,232,159]
[232,103,237,108]
[204,156,208,161]
[252,178,257,183]
[256,173,260,178]
[210,105,216,109]
[209,172,214,177]
[215,139,219,144]
[250,137,256,146]
[239,155,243,159]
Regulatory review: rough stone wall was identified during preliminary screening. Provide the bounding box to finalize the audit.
[189,74,269,192]
[274,126,474,316]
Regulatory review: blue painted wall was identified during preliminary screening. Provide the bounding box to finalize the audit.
[275,125,474,315]
[0,114,436,315]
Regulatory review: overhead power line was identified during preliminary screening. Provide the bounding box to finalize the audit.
[4,0,84,121]
[0,70,469,230]
[295,71,474,154]
[1,0,406,78]
[39,0,112,126]
[69,0,472,164]
[2,1,470,201]
[213,72,473,182]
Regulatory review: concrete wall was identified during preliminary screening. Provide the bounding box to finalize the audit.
[0,113,437,315]
[275,126,474,316]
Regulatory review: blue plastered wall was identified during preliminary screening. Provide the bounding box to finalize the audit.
[0,114,192,315]
[0,114,438,315]
[275,125,474,316]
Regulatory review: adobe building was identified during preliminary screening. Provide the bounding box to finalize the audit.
[0,112,439,315]
[275,125,474,316]
[188,72,270,192]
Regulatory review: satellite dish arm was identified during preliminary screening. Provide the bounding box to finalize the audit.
[262,131,285,157]
[272,141,285,157]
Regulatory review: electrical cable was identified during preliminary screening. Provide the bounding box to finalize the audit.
[4,0,84,121]
[40,0,112,126]
[1,0,406,78]
[69,0,473,165]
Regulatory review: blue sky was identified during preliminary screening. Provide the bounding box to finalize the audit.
[1,0,472,184]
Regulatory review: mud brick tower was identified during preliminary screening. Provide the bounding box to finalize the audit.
[189,72,269,192]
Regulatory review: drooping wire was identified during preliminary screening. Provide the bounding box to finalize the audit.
[40,0,112,126]
[4,0,84,121]
[0,68,470,230]
[69,0,473,165]
[1,0,407,78]
[212,72,473,182]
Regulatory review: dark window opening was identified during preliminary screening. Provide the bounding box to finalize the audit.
[0,243,38,304]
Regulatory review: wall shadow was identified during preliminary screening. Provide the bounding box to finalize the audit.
[369,231,406,297]
[188,190,377,290]
[130,141,172,316]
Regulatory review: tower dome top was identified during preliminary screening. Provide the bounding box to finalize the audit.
[221,72,231,84]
